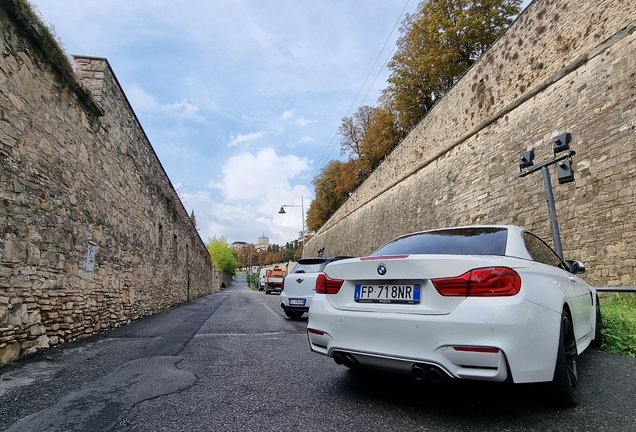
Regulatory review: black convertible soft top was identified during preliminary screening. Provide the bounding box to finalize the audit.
[372,227,508,256]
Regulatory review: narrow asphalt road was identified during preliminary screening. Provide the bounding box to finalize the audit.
[1,274,635,431]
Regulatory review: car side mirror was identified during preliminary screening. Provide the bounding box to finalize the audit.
[567,260,586,274]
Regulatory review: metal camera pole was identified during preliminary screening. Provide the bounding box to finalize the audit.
[541,165,564,259]
[518,133,575,261]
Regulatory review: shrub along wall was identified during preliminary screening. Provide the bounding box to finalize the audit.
[305,0,636,287]
[0,0,216,362]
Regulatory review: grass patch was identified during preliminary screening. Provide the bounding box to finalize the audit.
[600,293,636,358]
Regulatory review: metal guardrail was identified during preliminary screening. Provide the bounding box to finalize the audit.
[594,286,636,292]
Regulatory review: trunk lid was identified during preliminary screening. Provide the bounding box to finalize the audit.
[323,255,530,315]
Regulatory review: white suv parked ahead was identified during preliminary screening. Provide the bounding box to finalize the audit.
[280,257,352,319]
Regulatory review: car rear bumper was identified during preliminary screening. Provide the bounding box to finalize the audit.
[307,294,561,384]
[281,303,309,313]
[280,292,312,312]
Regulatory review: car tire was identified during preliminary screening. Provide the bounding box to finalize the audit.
[591,295,602,348]
[284,310,303,320]
[551,310,580,407]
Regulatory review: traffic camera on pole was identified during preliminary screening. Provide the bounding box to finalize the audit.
[518,132,577,260]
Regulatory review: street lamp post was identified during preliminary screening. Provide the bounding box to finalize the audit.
[278,196,305,258]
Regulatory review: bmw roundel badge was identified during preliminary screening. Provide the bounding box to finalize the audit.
[377,264,387,276]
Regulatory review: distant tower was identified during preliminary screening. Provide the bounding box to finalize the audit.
[256,235,269,251]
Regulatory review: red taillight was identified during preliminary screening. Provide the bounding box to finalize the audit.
[315,273,344,294]
[281,278,285,291]
[432,267,521,297]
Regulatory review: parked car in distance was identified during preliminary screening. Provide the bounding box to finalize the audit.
[307,225,601,407]
[280,257,352,319]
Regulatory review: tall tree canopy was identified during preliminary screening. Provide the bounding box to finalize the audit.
[337,106,404,194]
[306,160,347,232]
[206,236,239,275]
[356,107,403,177]
[338,105,374,158]
[233,243,256,268]
[383,0,521,131]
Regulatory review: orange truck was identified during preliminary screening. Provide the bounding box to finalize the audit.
[265,267,286,294]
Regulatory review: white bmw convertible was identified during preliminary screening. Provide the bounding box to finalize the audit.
[307,225,601,406]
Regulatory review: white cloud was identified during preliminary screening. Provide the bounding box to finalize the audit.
[125,86,202,122]
[294,116,315,127]
[298,136,315,143]
[211,148,311,202]
[227,131,267,147]
[184,191,261,243]
[126,85,158,112]
[163,99,204,122]
[280,110,294,121]
[185,183,308,245]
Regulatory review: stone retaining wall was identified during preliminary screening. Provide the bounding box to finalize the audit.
[0,1,216,362]
[305,0,636,287]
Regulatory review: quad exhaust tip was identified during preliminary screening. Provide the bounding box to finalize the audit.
[412,364,444,382]
[332,352,359,368]
[333,353,443,381]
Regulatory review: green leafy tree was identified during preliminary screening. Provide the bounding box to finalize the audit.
[279,247,295,263]
[206,236,239,275]
[189,210,197,229]
[383,0,521,131]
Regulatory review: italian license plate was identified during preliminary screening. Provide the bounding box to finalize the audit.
[289,299,306,306]
[354,284,421,304]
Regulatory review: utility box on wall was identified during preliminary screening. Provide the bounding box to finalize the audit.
[85,242,97,273]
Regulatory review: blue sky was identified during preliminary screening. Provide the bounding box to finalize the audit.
[30,0,420,246]
[29,0,529,247]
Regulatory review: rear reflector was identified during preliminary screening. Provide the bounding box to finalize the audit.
[432,267,521,297]
[315,273,344,294]
[453,346,500,353]
[308,328,325,335]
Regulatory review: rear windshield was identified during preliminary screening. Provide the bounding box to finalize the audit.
[290,262,324,273]
[372,227,508,256]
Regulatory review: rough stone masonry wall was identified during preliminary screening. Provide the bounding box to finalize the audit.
[305,0,636,287]
[0,2,216,362]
